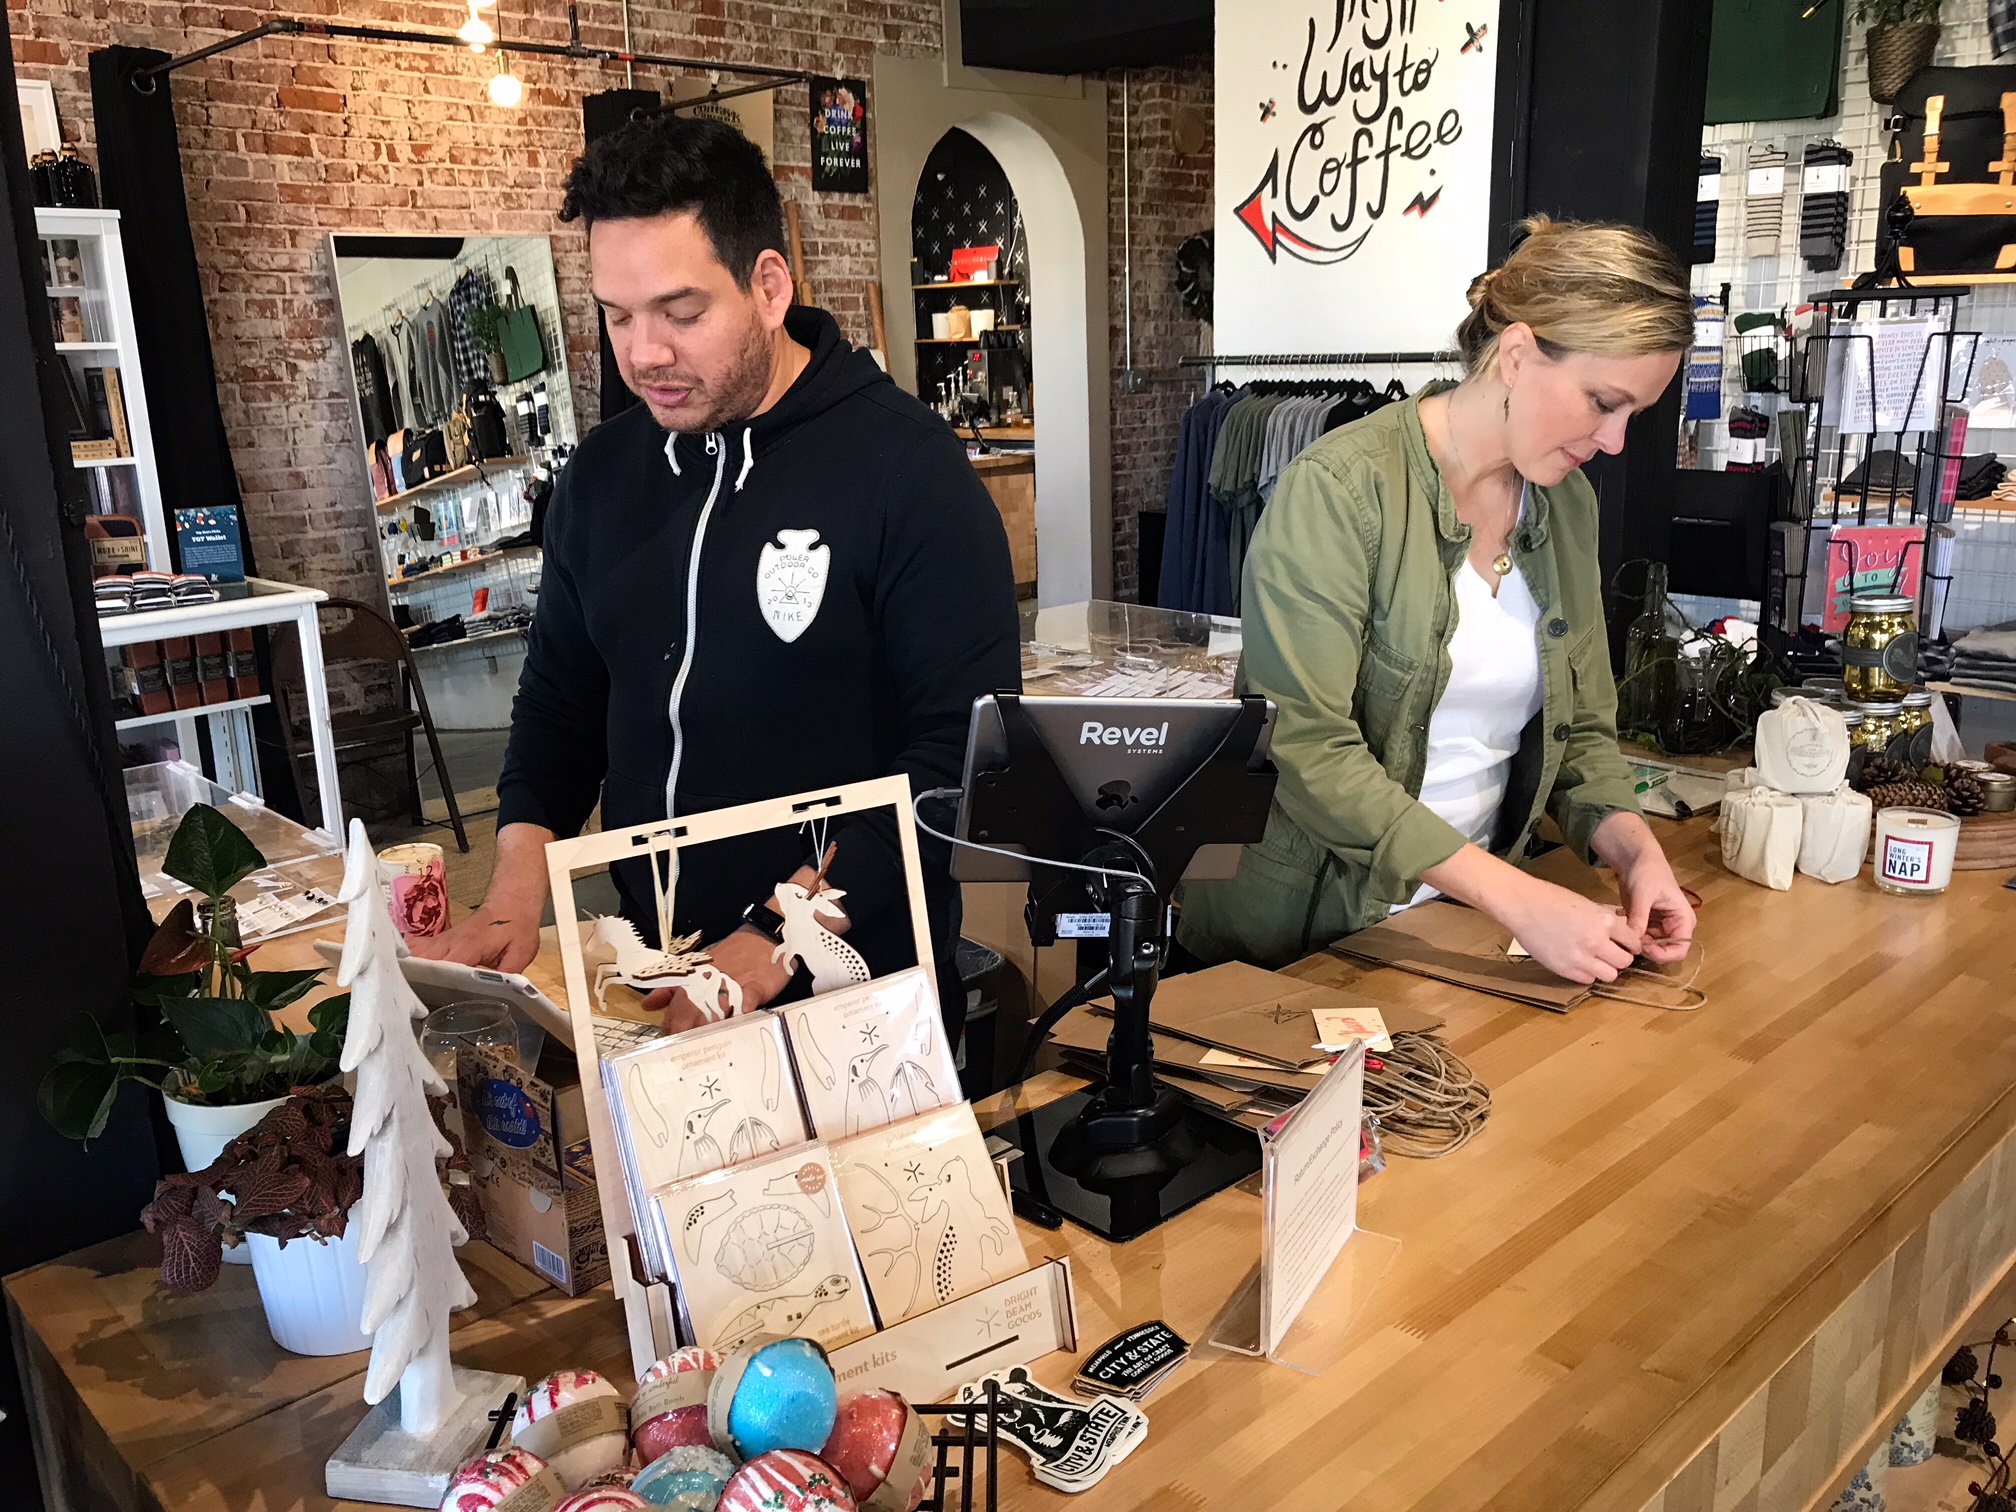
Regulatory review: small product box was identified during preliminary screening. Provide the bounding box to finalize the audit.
[458,1039,610,1296]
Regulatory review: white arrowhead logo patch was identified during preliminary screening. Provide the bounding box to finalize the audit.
[757,528,829,644]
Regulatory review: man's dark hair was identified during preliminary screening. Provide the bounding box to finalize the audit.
[560,113,786,290]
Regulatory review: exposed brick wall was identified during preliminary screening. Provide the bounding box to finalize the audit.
[12,2,1210,618]
[1103,55,1212,604]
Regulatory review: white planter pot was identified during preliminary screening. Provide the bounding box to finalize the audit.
[246,1219,372,1356]
[161,1087,287,1267]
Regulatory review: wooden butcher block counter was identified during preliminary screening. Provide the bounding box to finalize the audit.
[9,816,2016,1512]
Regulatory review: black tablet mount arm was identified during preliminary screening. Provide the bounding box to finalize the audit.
[962,692,1277,1153]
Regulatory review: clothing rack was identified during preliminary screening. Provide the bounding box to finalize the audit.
[346,239,533,339]
[1180,350,1463,393]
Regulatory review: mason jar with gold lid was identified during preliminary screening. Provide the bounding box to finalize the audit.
[1844,594,1919,699]
[1890,689,1936,768]
[1848,699,1901,752]
[1841,707,1868,785]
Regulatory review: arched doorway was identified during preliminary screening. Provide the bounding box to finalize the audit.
[872,53,1109,606]
[912,128,1037,596]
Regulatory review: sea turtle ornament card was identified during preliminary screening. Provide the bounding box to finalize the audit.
[656,1142,873,1352]
[833,1103,1028,1326]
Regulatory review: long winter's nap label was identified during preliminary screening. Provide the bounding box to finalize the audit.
[1881,833,1935,886]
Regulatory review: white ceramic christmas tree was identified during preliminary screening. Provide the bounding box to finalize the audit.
[325,819,524,1508]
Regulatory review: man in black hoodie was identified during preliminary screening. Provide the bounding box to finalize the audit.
[416,113,1019,1030]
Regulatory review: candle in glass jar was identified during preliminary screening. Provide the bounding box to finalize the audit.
[1872,807,1960,896]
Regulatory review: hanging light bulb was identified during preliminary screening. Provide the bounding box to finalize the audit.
[487,63,523,107]
[458,4,494,50]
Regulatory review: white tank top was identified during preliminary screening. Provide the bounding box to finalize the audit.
[1399,554,1545,908]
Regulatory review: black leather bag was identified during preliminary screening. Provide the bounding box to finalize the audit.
[469,390,509,460]
[1876,65,2016,279]
[402,427,448,485]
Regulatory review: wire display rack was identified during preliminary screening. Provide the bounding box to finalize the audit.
[915,1383,1002,1512]
[1773,287,1983,650]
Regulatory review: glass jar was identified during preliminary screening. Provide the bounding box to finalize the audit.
[1890,689,1935,769]
[1848,700,1901,754]
[1841,708,1867,785]
[1843,594,1919,700]
[1980,772,2016,813]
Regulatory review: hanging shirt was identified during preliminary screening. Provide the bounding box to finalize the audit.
[1400,547,1545,908]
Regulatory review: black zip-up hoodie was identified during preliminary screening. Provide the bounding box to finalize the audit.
[496,307,1020,1016]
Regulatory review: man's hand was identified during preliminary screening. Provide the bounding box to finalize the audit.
[642,865,851,1031]
[642,925,795,1031]
[408,900,543,972]
[407,821,553,973]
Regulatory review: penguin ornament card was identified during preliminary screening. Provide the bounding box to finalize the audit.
[656,1142,875,1352]
[602,1013,809,1280]
[833,1103,1029,1327]
[782,967,961,1139]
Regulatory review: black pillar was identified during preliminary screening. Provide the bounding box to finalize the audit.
[1494,0,1716,662]
[0,32,166,1512]
[88,48,307,817]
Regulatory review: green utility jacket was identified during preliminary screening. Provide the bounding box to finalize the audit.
[1178,391,1642,968]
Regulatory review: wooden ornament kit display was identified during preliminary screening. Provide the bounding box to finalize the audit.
[543,775,1078,1390]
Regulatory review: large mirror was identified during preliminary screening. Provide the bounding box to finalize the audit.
[331,232,576,762]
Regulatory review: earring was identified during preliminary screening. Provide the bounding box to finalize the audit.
[1502,389,1510,421]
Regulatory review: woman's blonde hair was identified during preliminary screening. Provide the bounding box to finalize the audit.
[1456,215,1694,380]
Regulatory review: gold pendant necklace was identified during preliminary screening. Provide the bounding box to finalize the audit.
[1492,552,1514,578]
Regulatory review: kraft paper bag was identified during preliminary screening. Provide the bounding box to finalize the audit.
[1328,901,1591,1013]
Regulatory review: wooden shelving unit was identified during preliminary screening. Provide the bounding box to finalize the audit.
[917,326,1025,345]
[389,542,539,587]
[912,279,1020,291]
[375,455,529,514]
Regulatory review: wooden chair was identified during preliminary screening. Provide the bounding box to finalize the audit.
[278,596,470,852]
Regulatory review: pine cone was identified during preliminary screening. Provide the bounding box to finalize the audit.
[1948,772,1987,817]
[1856,755,1910,793]
[1978,1494,2014,1512]
[1945,1345,1978,1385]
[1956,1397,1997,1445]
[1866,780,1948,811]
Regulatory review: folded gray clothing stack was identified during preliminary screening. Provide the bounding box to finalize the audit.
[1950,621,2016,692]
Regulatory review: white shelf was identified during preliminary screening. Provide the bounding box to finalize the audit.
[38,207,169,574]
[96,577,328,647]
[116,693,270,732]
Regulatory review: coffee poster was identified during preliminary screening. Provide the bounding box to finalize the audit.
[811,77,869,193]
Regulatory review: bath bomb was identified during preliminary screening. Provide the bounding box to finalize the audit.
[716,1449,857,1512]
[820,1390,933,1512]
[709,1337,838,1460]
[631,1444,738,1510]
[515,1370,633,1490]
[552,1489,649,1512]
[632,1347,723,1462]
[439,1447,564,1511]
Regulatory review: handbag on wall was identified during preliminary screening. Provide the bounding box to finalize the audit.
[402,427,448,486]
[1875,65,2016,281]
[469,389,509,460]
[499,267,547,384]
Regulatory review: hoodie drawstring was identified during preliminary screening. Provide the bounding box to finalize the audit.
[734,427,754,492]
[664,432,682,476]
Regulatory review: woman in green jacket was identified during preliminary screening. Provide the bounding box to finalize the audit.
[1180,218,1696,984]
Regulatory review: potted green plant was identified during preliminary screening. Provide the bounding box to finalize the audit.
[464,302,510,384]
[1858,0,1942,104]
[38,803,349,1175]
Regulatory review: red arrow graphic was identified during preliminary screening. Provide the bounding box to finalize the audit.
[1234,152,1372,266]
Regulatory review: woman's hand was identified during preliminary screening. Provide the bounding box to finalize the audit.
[1500,875,1643,984]
[1593,811,1695,965]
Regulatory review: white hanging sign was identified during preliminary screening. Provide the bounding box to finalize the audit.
[1215,0,1502,357]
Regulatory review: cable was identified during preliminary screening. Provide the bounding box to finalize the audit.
[1362,1032,1492,1158]
[911,788,1154,893]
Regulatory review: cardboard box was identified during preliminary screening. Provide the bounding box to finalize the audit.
[458,1041,609,1296]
